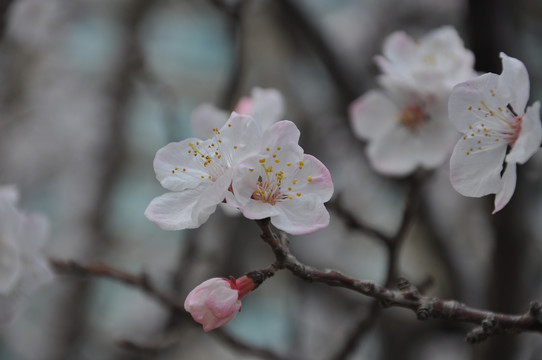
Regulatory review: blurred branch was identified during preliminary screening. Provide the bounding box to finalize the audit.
[51,258,288,360]
[255,219,542,343]
[209,0,248,110]
[50,259,182,309]
[329,176,420,359]
[0,0,15,41]
[276,0,360,105]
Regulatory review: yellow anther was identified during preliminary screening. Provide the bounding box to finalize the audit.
[287,162,292,166]
[296,192,301,197]
[277,147,281,151]
[292,179,297,185]
[259,158,266,163]
[275,159,280,163]
[307,176,313,182]
[288,195,293,199]
[272,154,277,158]
[234,146,238,149]
[249,168,254,172]
[468,106,472,110]
[266,147,270,151]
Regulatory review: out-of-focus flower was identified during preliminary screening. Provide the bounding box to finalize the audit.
[449,53,542,213]
[0,185,53,323]
[145,113,261,230]
[350,88,455,175]
[191,87,285,138]
[232,121,334,235]
[184,275,256,332]
[375,26,476,93]
[350,26,476,176]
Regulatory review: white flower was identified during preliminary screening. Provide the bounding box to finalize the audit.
[375,26,476,93]
[231,121,334,235]
[349,26,476,176]
[191,87,285,139]
[0,185,53,323]
[350,88,457,175]
[145,113,262,230]
[449,53,542,213]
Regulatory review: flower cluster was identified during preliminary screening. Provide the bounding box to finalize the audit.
[449,53,542,213]
[184,275,257,332]
[0,185,53,323]
[350,26,477,175]
[145,111,333,235]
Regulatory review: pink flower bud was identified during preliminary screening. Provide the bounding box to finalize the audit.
[184,276,257,331]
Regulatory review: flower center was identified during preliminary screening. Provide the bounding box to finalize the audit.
[248,153,309,205]
[251,167,288,205]
[398,104,427,130]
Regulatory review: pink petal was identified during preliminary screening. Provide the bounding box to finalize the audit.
[506,101,542,164]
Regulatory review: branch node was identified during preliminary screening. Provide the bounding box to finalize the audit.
[529,301,542,323]
[465,315,497,344]
[416,303,431,320]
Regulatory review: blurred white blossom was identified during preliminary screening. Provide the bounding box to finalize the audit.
[191,87,285,138]
[350,26,476,176]
[0,185,53,323]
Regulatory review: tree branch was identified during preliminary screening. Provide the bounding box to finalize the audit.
[255,219,542,343]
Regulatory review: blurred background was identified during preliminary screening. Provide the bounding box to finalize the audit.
[0,0,542,359]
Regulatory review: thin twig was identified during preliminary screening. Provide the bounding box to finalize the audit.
[50,259,182,309]
[276,0,360,105]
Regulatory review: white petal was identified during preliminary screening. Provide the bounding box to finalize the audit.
[260,120,303,156]
[191,103,229,139]
[449,136,506,197]
[219,112,262,162]
[377,31,416,74]
[249,88,285,129]
[153,138,210,192]
[448,73,500,133]
[349,90,400,140]
[498,53,530,113]
[289,154,334,202]
[366,125,420,176]
[506,101,542,164]
[145,173,231,230]
[272,198,330,235]
[417,118,456,169]
[493,162,517,213]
